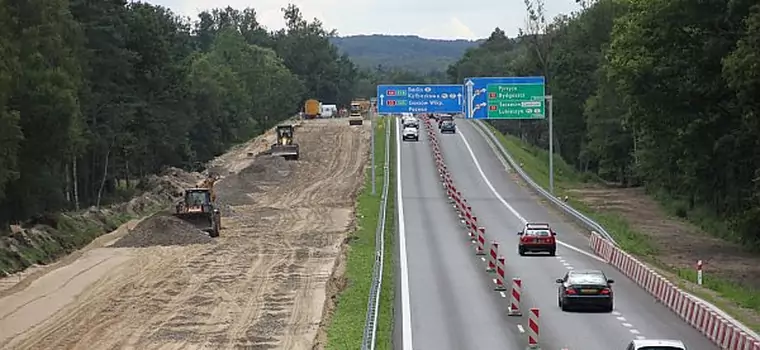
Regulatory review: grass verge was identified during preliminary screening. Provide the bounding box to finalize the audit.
[482,121,760,331]
[325,118,395,349]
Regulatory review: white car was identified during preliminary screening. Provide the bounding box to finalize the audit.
[402,116,419,129]
[402,127,418,141]
[626,339,686,350]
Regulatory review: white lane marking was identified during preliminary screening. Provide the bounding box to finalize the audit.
[500,291,507,298]
[457,129,606,263]
[396,118,413,349]
[517,325,525,333]
[480,257,486,262]
[617,317,626,321]
[453,124,651,340]
[636,335,646,340]
[466,127,760,341]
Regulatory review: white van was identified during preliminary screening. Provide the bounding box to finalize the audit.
[321,104,337,118]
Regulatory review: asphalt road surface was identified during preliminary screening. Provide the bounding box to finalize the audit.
[395,117,720,350]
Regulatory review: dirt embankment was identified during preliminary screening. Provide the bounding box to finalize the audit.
[0,119,370,350]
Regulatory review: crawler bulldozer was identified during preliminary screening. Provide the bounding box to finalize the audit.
[173,188,221,237]
[270,125,300,160]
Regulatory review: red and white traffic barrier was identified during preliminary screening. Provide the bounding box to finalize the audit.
[528,308,539,348]
[486,241,499,272]
[589,232,760,349]
[508,278,522,316]
[494,256,507,291]
[468,216,478,240]
[475,227,486,255]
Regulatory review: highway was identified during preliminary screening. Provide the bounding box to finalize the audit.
[395,117,720,350]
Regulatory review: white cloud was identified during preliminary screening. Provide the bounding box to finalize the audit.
[418,17,477,40]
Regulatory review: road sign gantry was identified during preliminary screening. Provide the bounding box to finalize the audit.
[376,84,464,114]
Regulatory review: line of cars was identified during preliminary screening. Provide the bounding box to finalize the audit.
[401,113,458,142]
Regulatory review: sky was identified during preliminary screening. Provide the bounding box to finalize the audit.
[144,0,581,40]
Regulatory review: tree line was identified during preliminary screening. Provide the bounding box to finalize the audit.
[447,0,760,244]
[0,1,376,228]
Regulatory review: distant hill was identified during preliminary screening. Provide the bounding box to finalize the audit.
[330,35,482,72]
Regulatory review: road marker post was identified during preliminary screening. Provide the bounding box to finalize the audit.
[475,227,486,255]
[468,216,478,239]
[508,278,522,316]
[697,260,703,286]
[494,256,507,291]
[528,308,539,348]
[487,241,499,272]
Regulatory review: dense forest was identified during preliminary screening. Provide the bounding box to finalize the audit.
[447,0,760,244]
[0,1,428,228]
[331,35,479,72]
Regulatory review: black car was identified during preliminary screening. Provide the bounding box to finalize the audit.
[440,120,456,133]
[556,270,614,312]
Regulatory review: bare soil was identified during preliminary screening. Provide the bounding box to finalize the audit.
[0,119,370,350]
[568,185,760,324]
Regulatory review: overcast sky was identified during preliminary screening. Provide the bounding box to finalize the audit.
[144,0,581,39]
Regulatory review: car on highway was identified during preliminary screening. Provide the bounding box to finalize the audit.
[402,116,419,129]
[626,339,686,350]
[440,120,456,133]
[517,222,556,256]
[556,269,614,312]
[402,126,419,141]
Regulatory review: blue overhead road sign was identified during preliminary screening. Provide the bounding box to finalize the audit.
[464,76,545,118]
[376,84,464,114]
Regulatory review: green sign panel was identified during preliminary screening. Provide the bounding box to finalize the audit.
[486,83,545,119]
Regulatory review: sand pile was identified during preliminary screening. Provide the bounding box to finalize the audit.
[111,214,215,248]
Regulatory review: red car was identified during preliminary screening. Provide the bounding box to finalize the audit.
[517,222,557,256]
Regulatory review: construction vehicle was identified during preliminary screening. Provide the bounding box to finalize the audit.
[349,101,363,126]
[269,125,299,160]
[355,98,371,113]
[173,187,221,237]
[304,99,320,119]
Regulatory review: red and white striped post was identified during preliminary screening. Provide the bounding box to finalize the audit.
[508,278,522,316]
[469,216,478,240]
[475,227,486,255]
[486,241,499,272]
[697,260,703,286]
[528,308,539,348]
[494,256,507,291]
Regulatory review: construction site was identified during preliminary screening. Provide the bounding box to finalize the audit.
[0,119,371,349]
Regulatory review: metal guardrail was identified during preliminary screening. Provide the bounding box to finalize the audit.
[361,117,391,349]
[471,120,618,244]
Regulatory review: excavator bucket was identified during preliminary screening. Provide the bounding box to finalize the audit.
[174,210,216,232]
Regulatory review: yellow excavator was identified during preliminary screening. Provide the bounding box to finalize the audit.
[173,180,221,237]
[269,125,300,160]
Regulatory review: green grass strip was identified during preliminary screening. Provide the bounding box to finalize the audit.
[325,118,394,349]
